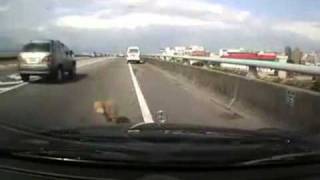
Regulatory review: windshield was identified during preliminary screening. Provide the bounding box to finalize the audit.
[128,49,139,53]
[22,43,50,52]
[1,0,320,170]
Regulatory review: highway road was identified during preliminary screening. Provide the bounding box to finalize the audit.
[0,57,275,132]
[0,59,18,80]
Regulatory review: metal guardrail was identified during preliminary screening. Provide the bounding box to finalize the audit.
[145,54,320,76]
[0,52,18,60]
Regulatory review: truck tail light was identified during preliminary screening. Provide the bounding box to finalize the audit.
[42,55,53,64]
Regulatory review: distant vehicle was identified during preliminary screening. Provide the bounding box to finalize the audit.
[126,46,143,63]
[117,53,125,57]
[75,53,92,58]
[18,40,76,82]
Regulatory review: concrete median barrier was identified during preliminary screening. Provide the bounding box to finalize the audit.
[145,58,320,133]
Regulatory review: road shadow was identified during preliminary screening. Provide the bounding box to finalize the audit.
[31,73,88,85]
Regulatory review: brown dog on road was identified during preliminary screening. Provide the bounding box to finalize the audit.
[94,101,130,124]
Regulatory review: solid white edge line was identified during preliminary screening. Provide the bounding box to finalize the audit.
[128,63,154,123]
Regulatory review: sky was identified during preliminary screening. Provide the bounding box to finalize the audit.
[0,0,319,53]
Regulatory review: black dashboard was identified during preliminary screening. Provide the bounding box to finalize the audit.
[1,124,320,180]
[1,157,320,180]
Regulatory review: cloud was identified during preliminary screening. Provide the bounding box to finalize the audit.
[0,0,319,52]
[273,21,320,41]
[154,0,224,14]
[56,0,251,30]
[56,13,236,30]
[0,5,9,12]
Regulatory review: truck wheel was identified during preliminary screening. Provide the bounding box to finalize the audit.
[21,75,30,82]
[49,67,65,83]
[56,67,65,82]
[67,65,76,79]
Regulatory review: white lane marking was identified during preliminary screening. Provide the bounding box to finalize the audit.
[77,58,110,68]
[0,76,41,94]
[0,58,111,95]
[128,63,154,123]
[0,81,23,86]
[8,74,22,80]
[0,82,28,94]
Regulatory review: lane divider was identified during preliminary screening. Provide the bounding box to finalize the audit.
[128,63,154,123]
[77,58,109,68]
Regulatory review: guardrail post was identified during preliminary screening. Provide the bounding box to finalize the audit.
[202,61,211,69]
[312,76,320,91]
[278,70,287,79]
[211,62,221,68]
[247,66,259,79]
[182,58,190,65]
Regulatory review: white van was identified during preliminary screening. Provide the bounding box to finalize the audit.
[126,46,143,64]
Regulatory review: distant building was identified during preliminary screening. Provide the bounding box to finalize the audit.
[312,52,320,64]
[219,48,248,56]
[162,47,175,56]
[292,48,303,64]
[185,45,205,55]
[218,48,277,61]
[162,45,209,57]
[185,45,209,57]
[174,46,186,56]
[285,46,292,62]
[302,53,316,65]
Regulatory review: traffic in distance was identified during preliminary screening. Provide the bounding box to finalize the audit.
[0,0,320,179]
[126,46,143,64]
[17,41,144,82]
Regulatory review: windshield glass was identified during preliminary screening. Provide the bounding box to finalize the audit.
[22,43,50,52]
[128,49,139,53]
[1,0,320,169]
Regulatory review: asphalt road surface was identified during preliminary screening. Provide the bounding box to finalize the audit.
[0,59,18,80]
[0,57,274,132]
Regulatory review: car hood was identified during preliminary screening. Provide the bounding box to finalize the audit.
[40,123,301,140]
[0,123,318,168]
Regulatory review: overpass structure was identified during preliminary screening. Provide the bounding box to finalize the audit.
[146,54,320,77]
[144,54,320,133]
[0,55,319,134]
